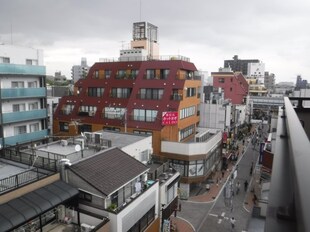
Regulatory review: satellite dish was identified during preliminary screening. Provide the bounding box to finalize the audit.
[75,144,81,152]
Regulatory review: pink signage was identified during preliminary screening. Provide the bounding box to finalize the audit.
[162,111,178,125]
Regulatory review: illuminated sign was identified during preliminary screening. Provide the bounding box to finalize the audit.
[162,111,178,125]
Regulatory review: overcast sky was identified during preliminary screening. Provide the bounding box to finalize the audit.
[1,0,309,83]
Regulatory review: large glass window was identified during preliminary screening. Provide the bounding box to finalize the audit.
[104,107,126,119]
[14,125,27,135]
[133,109,158,122]
[180,124,195,140]
[179,106,196,119]
[11,81,24,88]
[13,103,26,112]
[145,69,155,79]
[88,87,104,97]
[140,88,163,100]
[111,88,132,98]
[29,123,39,132]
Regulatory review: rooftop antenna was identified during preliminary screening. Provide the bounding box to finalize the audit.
[139,0,142,21]
[10,23,13,44]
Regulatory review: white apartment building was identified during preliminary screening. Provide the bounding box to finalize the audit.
[247,62,265,84]
[71,57,89,83]
[0,44,48,149]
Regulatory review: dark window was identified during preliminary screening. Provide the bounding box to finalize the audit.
[59,122,69,132]
[79,191,92,202]
[218,78,225,83]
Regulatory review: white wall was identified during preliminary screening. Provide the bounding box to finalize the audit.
[161,131,222,155]
[3,120,42,137]
[2,98,41,113]
[0,44,43,65]
[109,182,159,232]
[247,62,265,83]
[121,136,153,162]
[1,76,40,88]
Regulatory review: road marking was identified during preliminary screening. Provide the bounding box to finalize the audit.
[217,212,225,224]
[209,213,218,217]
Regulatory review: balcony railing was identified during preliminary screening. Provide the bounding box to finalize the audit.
[170,94,183,101]
[137,93,163,100]
[1,87,46,99]
[4,129,48,146]
[99,55,190,63]
[266,97,310,232]
[0,63,46,75]
[1,109,47,124]
[0,167,50,194]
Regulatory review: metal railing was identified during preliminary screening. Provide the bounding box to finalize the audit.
[0,167,49,194]
[266,97,310,232]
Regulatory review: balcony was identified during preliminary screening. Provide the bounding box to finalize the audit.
[137,93,163,100]
[0,63,46,75]
[170,94,183,101]
[106,179,157,214]
[4,129,48,146]
[1,109,47,124]
[1,88,46,99]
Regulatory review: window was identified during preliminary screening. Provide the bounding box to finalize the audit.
[110,88,132,98]
[88,87,104,97]
[11,81,24,88]
[59,122,69,132]
[133,130,152,135]
[180,124,195,140]
[26,59,38,65]
[29,102,39,110]
[145,69,155,79]
[140,88,163,100]
[13,103,26,112]
[133,109,158,122]
[160,69,170,79]
[0,57,10,63]
[29,123,39,132]
[116,69,126,79]
[28,81,37,88]
[218,78,225,83]
[186,87,196,97]
[105,70,112,79]
[79,191,92,202]
[62,104,74,115]
[104,107,126,119]
[179,106,196,119]
[230,87,233,91]
[14,125,27,135]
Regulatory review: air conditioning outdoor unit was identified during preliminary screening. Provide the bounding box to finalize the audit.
[81,223,95,232]
[89,111,95,116]
[61,140,68,146]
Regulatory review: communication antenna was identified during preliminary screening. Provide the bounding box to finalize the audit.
[10,23,13,44]
[139,0,142,21]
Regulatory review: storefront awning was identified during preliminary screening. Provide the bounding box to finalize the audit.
[0,180,79,232]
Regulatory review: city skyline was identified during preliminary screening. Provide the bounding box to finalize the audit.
[0,0,309,83]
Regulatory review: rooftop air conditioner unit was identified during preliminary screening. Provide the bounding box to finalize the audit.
[81,223,95,232]
[61,140,68,146]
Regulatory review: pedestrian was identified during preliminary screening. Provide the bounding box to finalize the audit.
[244,180,248,192]
[222,171,224,178]
[253,194,258,205]
[236,181,240,195]
[250,166,253,175]
[230,217,236,230]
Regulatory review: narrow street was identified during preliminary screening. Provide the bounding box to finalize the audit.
[174,124,267,232]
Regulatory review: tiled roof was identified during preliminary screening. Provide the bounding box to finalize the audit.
[69,147,148,196]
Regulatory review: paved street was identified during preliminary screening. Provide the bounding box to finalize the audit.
[173,124,267,232]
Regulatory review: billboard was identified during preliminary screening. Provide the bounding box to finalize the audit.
[162,111,178,125]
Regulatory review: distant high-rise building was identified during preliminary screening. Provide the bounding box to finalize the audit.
[295,75,308,90]
[264,71,276,92]
[224,55,260,76]
[71,57,89,83]
[0,44,48,148]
